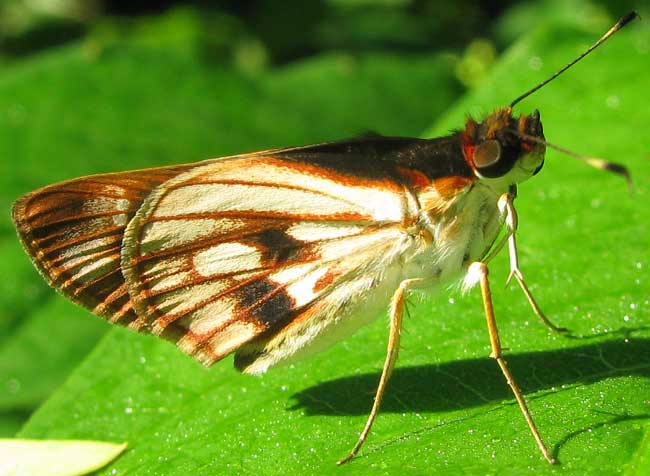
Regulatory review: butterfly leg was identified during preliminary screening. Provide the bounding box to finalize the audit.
[498,193,567,333]
[337,277,423,465]
[470,261,556,464]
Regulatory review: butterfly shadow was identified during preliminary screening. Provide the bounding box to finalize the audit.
[289,331,650,459]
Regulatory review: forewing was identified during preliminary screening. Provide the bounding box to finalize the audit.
[121,155,412,367]
[12,165,193,327]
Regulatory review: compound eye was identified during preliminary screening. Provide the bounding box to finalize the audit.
[473,139,502,169]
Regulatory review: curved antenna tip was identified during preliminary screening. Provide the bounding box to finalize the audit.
[619,11,639,28]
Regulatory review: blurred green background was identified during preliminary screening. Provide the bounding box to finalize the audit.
[1,1,649,475]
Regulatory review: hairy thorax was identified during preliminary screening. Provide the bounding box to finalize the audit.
[402,182,505,287]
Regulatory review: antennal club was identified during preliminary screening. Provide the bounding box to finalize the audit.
[510,11,639,108]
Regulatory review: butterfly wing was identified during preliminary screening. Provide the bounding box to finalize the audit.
[121,154,417,369]
[12,165,193,327]
[13,135,475,372]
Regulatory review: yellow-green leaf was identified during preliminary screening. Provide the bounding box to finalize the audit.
[0,439,127,476]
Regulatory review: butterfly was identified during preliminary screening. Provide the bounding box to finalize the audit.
[11,12,637,465]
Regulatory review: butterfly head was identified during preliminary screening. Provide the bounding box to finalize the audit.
[462,107,545,187]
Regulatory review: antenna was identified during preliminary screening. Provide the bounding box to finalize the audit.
[510,11,639,108]
[512,130,634,192]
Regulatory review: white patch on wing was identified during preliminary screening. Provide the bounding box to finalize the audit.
[81,197,130,213]
[240,163,404,221]
[283,266,329,307]
[115,198,131,211]
[286,223,366,242]
[156,184,365,218]
[111,198,132,226]
[140,218,244,253]
[193,242,262,277]
[112,214,129,227]
[141,256,186,278]
[64,256,117,285]
[193,321,259,360]
[149,280,230,327]
[183,298,237,334]
[269,263,314,285]
[59,236,115,263]
[149,270,193,293]
[316,229,401,262]
[155,159,406,222]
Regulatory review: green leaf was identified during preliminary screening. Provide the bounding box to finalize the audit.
[12,15,650,476]
[0,33,460,458]
[0,299,108,411]
[0,439,126,476]
[625,427,650,475]
[0,411,29,438]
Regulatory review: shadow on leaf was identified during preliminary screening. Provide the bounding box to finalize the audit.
[290,337,650,416]
[552,409,650,460]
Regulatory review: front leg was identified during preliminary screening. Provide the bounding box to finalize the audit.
[497,193,567,333]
